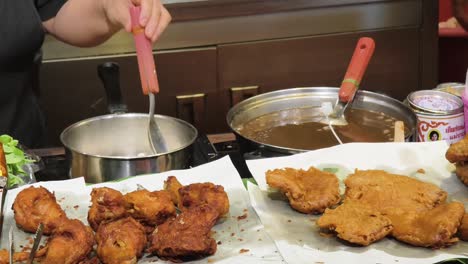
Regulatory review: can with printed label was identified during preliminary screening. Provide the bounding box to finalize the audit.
[407,90,465,144]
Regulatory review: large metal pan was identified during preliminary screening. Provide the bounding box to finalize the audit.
[60,63,197,183]
[227,87,417,155]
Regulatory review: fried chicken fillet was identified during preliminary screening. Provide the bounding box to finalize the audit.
[96,217,147,264]
[344,170,461,248]
[124,189,176,231]
[88,187,128,231]
[317,200,393,246]
[12,186,67,235]
[345,170,447,214]
[446,135,468,186]
[390,202,464,248]
[37,219,95,264]
[164,176,230,218]
[458,213,468,241]
[148,204,218,262]
[266,167,340,214]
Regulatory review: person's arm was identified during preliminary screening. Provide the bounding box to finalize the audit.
[42,0,171,47]
[453,0,468,31]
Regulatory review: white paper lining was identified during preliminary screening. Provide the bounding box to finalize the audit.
[247,141,468,264]
[1,156,284,264]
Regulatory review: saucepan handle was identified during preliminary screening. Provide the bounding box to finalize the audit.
[339,37,375,102]
[97,62,128,114]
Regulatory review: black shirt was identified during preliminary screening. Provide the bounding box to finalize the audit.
[0,0,65,147]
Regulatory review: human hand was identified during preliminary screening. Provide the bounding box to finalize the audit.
[101,0,171,42]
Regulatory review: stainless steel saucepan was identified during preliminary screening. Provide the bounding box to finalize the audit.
[60,63,198,183]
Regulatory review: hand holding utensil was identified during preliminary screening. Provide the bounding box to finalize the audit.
[130,5,168,154]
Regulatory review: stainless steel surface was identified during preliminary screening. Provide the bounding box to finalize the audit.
[42,0,420,60]
[148,93,168,153]
[60,113,197,183]
[27,223,44,264]
[227,87,417,154]
[328,99,350,126]
[8,227,13,264]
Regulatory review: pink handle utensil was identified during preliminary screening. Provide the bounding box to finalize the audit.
[130,6,159,95]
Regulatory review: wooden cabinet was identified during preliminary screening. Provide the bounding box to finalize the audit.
[39,0,438,146]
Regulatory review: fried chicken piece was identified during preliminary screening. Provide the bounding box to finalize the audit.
[164,176,183,206]
[0,144,7,177]
[344,170,447,214]
[458,213,468,241]
[391,202,465,248]
[37,219,95,264]
[0,249,30,264]
[124,189,176,230]
[344,170,462,248]
[88,187,128,231]
[266,167,340,214]
[148,204,218,262]
[96,217,147,264]
[317,200,393,246]
[455,162,468,186]
[12,186,67,235]
[0,250,6,264]
[164,176,230,218]
[178,182,230,218]
[446,134,468,163]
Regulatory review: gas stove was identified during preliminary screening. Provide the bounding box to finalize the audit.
[33,134,279,182]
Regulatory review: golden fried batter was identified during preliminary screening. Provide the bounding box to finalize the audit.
[124,189,176,228]
[178,182,230,218]
[317,200,393,246]
[266,167,340,214]
[148,204,218,262]
[391,202,464,248]
[38,219,95,264]
[455,162,468,186]
[0,249,31,264]
[446,134,468,163]
[96,217,147,264]
[88,187,128,231]
[344,170,463,248]
[12,186,67,235]
[345,170,447,214]
[0,250,6,264]
[164,176,183,205]
[458,213,468,241]
[164,176,230,218]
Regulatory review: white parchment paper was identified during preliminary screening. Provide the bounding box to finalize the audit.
[1,156,284,264]
[247,141,468,264]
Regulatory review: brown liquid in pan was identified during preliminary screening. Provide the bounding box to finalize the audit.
[238,108,409,150]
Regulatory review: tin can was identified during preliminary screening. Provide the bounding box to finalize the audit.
[407,90,465,144]
[434,82,465,98]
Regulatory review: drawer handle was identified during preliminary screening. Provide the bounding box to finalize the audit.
[176,93,206,131]
[230,86,259,106]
